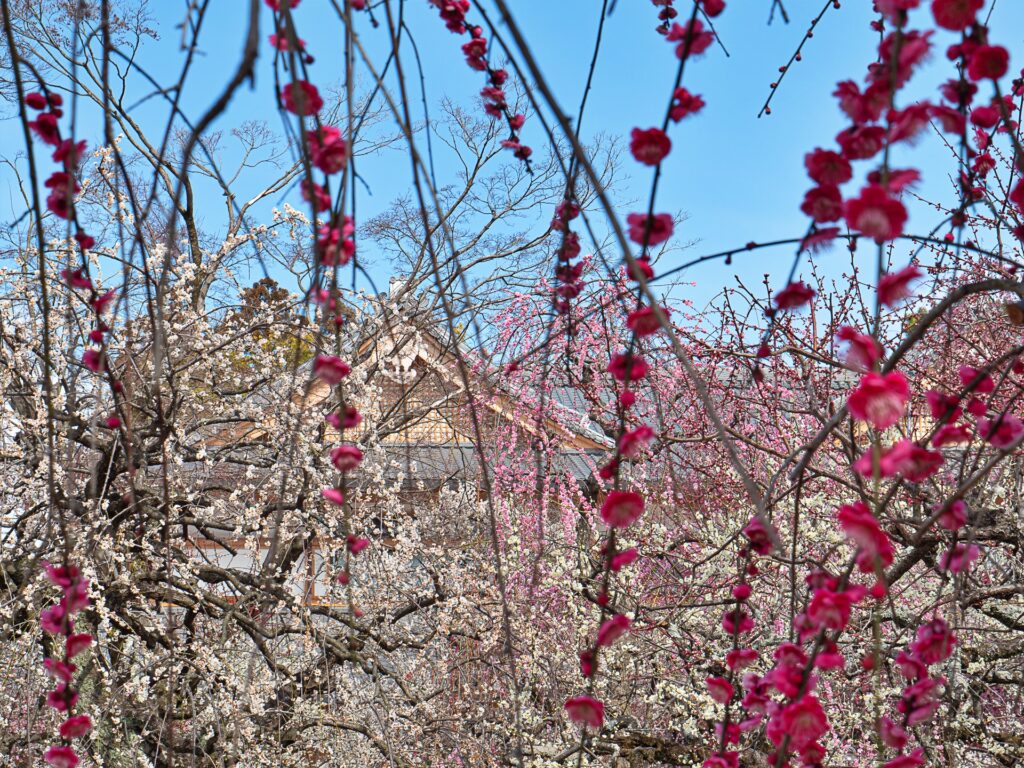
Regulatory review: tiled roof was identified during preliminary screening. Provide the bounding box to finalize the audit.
[373,444,601,488]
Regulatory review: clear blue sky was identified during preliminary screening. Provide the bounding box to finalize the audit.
[4,1,1024,308]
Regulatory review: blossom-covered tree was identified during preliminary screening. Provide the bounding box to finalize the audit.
[3,0,1024,766]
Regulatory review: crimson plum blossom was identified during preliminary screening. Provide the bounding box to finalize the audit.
[281,80,323,115]
[769,695,828,752]
[877,265,922,306]
[837,326,882,370]
[607,352,649,382]
[773,281,816,310]
[65,635,92,659]
[618,424,655,457]
[940,542,980,573]
[834,80,889,125]
[302,180,331,212]
[977,415,1024,449]
[25,91,49,110]
[742,515,777,555]
[887,102,932,143]
[29,112,61,145]
[59,715,92,740]
[847,371,910,429]
[43,746,79,768]
[347,535,370,554]
[854,438,944,482]
[931,103,967,134]
[967,45,1010,81]
[307,126,348,174]
[53,138,86,169]
[313,354,351,384]
[330,444,363,471]
[706,676,734,703]
[843,184,908,241]
[317,219,356,266]
[726,648,758,671]
[666,19,714,59]
[722,609,754,635]
[609,547,638,571]
[926,389,963,421]
[932,0,983,29]
[807,588,854,631]
[837,125,886,160]
[626,212,674,246]
[600,491,645,528]
[596,614,631,647]
[82,349,104,373]
[838,501,895,572]
[912,618,957,664]
[44,172,79,219]
[937,499,968,530]
[564,696,604,728]
[321,487,345,505]
[630,127,672,166]
[669,87,705,121]
[957,364,995,393]
[805,148,853,185]
[626,305,669,336]
[800,185,843,223]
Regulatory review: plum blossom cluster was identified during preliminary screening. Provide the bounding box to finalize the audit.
[797,0,1024,255]
[564,0,723,738]
[562,344,659,728]
[429,1,530,163]
[39,563,94,768]
[623,3,716,265]
[266,0,366,57]
[562,492,644,731]
[919,360,1024,574]
[268,0,355,282]
[24,96,75,219]
[24,89,120,423]
[650,0,721,51]
[313,354,369,587]
[269,0,370,592]
[704,501,893,768]
[873,618,957,768]
[701,5,1024,764]
[23,84,118,768]
[697,515,774,768]
[550,198,584,315]
[846,365,945,483]
[868,536,970,765]
[788,0,1023,501]
[705,497,883,768]
[25,89,83,223]
[829,269,1013,766]
[867,414,985,767]
[561,157,668,741]
[862,370,989,764]
[649,0,678,32]
[848,354,1024,486]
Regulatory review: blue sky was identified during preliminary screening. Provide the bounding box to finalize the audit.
[4,1,1024,309]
